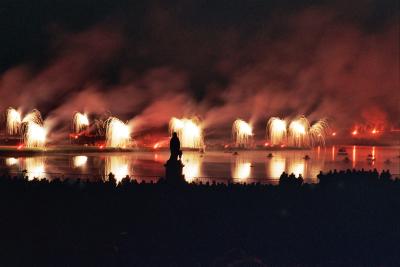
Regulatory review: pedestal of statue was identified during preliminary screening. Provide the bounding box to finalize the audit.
[164,158,185,184]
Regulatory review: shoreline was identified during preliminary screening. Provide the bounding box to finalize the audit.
[0,144,398,157]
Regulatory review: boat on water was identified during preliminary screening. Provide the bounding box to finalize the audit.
[337,147,348,156]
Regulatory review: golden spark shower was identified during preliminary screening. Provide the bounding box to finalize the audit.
[10,109,47,148]
[73,112,89,133]
[232,119,253,147]
[267,117,287,145]
[104,117,131,148]
[169,117,204,149]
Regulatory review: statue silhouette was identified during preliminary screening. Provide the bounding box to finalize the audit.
[164,132,185,183]
[170,132,182,161]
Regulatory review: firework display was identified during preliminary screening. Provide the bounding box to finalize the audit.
[232,119,253,147]
[169,117,204,149]
[73,112,89,133]
[104,117,131,148]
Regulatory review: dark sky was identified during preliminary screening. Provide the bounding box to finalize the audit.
[0,0,398,140]
[1,0,396,69]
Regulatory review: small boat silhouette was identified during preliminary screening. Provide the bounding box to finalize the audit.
[337,147,348,156]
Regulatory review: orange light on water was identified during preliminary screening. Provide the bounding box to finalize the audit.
[371,129,380,135]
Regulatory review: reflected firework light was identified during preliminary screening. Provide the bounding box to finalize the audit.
[5,157,19,166]
[73,155,88,167]
[352,145,357,168]
[182,153,202,183]
[24,157,46,180]
[268,157,286,178]
[169,117,204,149]
[232,119,253,148]
[288,161,305,177]
[105,156,130,183]
[232,157,252,180]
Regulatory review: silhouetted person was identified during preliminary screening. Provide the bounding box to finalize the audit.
[170,132,182,161]
[297,174,304,186]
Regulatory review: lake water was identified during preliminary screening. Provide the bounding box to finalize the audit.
[1,145,399,184]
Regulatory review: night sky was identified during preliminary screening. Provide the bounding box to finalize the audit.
[0,0,398,141]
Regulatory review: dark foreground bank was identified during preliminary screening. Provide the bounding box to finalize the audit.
[0,170,399,266]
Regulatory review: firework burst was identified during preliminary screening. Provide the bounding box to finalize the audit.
[232,119,253,148]
[21,121,47,148]
[104,117,131,148]
[6,108,22,135]
[288,116,310,147]
[169,117,204,149]
[267,117,287,145]
[309,119,329,146]
[73,112,89,133]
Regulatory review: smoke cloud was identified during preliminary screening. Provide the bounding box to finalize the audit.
[0,3,398,144]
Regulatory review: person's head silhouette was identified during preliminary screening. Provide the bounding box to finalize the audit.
[173,132,178,138]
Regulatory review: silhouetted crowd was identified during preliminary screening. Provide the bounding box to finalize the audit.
[278,168,394,188]
[0,169,399,266]
[317,168,393,185]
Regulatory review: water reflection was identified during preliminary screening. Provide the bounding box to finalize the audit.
[182,153,202,183]
[6,157,18,166]
[268,157,285,178]
[0,146,398,184]
[371,146,376,166]
[24,157,46,180]
[72,156,87,168]
[265,151,324,182]
[105,156,129,183]
[232,157,252,181]
[287,160,305,177]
